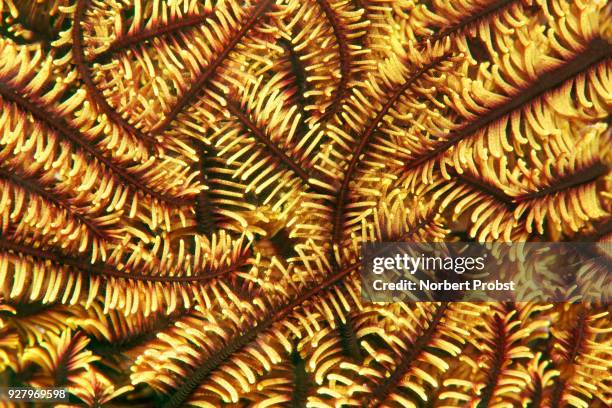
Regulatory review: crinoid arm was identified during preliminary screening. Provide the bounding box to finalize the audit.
[0,0,610,406]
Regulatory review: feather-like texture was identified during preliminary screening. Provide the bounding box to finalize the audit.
[0,0,610,406]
